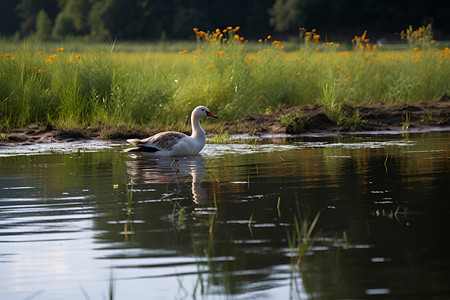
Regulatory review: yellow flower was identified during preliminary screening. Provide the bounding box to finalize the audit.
[46,59,51,63]
[6,53,10,57]
[235,26,240,32]
[234,34,239,40]
[297,72,301,76]
[76,55,81,60]
[38,51,42,55]
[258,39,262,43]
[361,30,367,41]
[206,65,211,69]
[10,57,15,61]
[313,34,320,42]
[38,69,44,73]
[267,35,271,39]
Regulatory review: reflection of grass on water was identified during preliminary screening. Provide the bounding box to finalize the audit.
[191,192,219,296]
[171,192,234,298]
[123,181,134,241]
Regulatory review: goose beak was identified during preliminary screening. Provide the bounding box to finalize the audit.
[206,111,218,119]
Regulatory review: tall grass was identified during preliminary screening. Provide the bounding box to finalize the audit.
[1,25,449,131]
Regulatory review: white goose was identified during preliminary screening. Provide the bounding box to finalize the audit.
[125,106,218,156]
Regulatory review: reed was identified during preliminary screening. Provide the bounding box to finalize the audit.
[287,208,321,299]
[287,210,321,268]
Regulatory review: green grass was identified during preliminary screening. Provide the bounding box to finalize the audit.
[1,25,449,132]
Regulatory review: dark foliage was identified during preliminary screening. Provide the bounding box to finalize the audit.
[1,0,448,40]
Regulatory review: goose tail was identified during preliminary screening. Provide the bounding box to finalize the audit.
[126,139,142,146]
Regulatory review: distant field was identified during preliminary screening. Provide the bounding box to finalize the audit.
[1,26,449,131]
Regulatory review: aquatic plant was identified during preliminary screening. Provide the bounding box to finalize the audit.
[402,112,410,131]
[287,210,321,267]
[210,132,231,143]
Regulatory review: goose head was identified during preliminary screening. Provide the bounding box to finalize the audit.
[192,106,218,119]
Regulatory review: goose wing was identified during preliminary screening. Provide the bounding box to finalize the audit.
[127,131,187,151]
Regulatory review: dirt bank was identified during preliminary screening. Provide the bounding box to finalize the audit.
[1,94,449,145]
[223,93,450,134]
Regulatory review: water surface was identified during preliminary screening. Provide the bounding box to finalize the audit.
[1,131,449,299]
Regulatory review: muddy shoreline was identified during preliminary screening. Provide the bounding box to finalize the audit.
[1,94,449,145]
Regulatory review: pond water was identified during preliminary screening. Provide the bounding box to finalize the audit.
[1,131,449,300]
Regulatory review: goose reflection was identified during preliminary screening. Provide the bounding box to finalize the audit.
[125,154,208,204]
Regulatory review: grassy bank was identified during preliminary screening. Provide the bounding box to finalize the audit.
[1,25,449,132]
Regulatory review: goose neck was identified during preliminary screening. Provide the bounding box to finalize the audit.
[191,115,206,139]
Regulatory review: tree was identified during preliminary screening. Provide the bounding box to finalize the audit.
[52,12,76,38]
[269,0,305,32]
[36,10,52,39]
[0,1,21,35]
[88,1,112,40]
[16,0,59,35]
[52,0,90,38]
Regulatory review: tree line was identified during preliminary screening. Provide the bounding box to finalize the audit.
[1,0,448,41]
